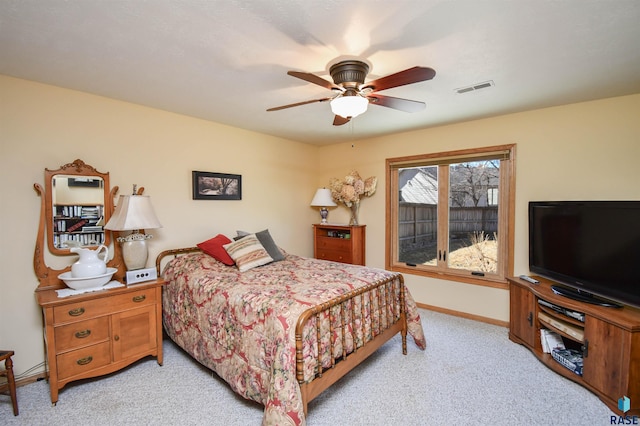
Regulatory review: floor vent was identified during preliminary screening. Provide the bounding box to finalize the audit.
[455,80,495,94]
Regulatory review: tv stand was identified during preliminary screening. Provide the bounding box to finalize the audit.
[509,276,640,416]
[550,284,623,308]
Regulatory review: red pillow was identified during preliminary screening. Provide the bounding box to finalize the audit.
[197,234,235,265]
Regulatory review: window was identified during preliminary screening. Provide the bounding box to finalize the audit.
[385,144,515,288]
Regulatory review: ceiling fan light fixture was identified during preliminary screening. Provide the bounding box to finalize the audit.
[330,93,368,118]
[268,60,435,126]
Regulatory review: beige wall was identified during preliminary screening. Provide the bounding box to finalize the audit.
[0,75,320,378]
[316,95,640,321]
[2,74,639,379]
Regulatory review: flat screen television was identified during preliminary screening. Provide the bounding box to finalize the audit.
[529,201,640,309]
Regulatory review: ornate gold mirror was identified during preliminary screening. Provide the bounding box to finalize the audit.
[34,159,126,290]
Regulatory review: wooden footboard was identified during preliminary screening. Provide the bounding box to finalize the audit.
[295,274,407,415]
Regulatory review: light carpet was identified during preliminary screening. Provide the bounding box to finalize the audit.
[1,309,615,425]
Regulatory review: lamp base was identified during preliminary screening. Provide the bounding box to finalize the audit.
[319,207,329,224]
[117,232,151,270]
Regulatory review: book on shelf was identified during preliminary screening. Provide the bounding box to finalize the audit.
[81,206,100,218]
[67,219,88,232]
[540,329,565,353]
[551,348,583,376]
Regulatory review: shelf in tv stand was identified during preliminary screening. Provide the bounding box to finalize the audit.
[537,303,584,328]
[537,305,585,343]
[508,276,640,416]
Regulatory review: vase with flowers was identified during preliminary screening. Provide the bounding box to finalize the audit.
[329,170,377,225]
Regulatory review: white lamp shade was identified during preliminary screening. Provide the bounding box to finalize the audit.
[105,195,162,231]
[330,94,368,118]
[310,188,337,207]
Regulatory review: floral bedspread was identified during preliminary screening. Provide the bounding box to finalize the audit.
[162,252,425,425]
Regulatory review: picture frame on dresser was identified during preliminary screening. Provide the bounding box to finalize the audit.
[192,171,242,200]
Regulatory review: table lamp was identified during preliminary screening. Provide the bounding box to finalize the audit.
[310,188,337,224]
[105,191,162,272]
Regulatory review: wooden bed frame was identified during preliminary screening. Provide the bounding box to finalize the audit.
[156,247,408,416]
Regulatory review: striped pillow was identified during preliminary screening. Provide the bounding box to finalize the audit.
[223,234,274,272]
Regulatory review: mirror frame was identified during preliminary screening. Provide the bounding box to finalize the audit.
[44,159,113,255]
[34,159,127,291]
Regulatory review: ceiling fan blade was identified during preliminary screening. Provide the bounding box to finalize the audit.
[367,94,426,113]
[287,71,343,91]
[333,115,351,126]
[363,67,436,92]
[267,97,332,111]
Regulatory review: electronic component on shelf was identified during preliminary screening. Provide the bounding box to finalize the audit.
[538,299,585,322]
[126,267,157,285]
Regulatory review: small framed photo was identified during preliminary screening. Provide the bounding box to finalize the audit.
[192,171,242,200]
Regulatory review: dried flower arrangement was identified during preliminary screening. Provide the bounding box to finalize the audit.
[329,170,377,225]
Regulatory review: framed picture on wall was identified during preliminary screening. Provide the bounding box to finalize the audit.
[192,171,242,200]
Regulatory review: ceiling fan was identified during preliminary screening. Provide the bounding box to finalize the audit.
[267,60,436,126]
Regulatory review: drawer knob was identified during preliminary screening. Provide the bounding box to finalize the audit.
[76,356,93,366]
[114,335,120,341]
[75,329,91,339]
[132,295,146,303]
[68,307,85,317]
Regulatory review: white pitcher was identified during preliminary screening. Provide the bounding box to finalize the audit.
[70,245,109,278]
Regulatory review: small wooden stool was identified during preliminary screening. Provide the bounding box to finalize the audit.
[0,350,18,416]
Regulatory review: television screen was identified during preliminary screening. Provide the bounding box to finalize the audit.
[529,201,640,309]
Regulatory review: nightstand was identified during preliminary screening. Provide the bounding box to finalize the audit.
[313,224,366,265]
[35,279,164,404]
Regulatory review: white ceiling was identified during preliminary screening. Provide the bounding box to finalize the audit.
[2,0,640,146]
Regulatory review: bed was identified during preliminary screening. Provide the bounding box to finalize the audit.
[156,242,425,425]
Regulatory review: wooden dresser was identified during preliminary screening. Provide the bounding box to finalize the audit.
[36,279,164,404]
[313,224,365,265]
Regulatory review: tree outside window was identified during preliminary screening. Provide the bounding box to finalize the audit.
[386,144,515,287]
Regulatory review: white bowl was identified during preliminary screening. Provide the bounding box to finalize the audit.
[58,267,118,290]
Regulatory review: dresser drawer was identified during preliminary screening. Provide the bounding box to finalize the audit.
[54,317,109,352]
[56,341,111,380]
[53,289,156,325]
[316,236,351,250]
[316,250,353,264]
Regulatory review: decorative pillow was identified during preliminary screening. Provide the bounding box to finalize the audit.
[197,234,235,266]
[235,229,285,262]
[224,234,274,272]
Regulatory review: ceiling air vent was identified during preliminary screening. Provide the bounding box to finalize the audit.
[455,80,495,94]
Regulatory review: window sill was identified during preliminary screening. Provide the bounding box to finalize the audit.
[389,264,509,290]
